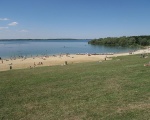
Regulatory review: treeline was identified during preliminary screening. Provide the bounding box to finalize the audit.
[88,35,150,47]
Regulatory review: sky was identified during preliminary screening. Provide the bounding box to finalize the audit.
[0,0,150,39]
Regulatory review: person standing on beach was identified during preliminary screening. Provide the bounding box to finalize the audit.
[105,56,107,61]
[10,66,12,70]
[34,62,36,67]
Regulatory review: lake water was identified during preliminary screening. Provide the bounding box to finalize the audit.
[0,39,137,58]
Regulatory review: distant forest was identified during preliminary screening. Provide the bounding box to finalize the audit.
[88,35,150,47]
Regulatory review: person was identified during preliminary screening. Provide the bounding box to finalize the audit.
[10,66,12,70]
[143,54,145,58]
[65,61,68,65]
[105,56,107,61]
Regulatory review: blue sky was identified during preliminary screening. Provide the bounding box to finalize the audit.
[0,0,150,39]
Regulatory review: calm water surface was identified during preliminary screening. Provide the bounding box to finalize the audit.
[0,39,137,58]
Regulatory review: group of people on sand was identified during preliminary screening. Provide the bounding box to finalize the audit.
[0,57,13,70]
[30,62,43,69]
[34,62,43,66]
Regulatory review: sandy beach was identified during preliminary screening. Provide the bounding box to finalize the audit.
[0,48,150,72]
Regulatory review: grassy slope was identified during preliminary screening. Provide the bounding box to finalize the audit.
[0,54,150,120]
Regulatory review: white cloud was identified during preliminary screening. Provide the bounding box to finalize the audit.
[8,22,18,26]
[0,18,9,21]
[20,29,28,32]
[0,27,9,30]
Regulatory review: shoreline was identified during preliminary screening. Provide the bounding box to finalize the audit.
[0,48,150,72]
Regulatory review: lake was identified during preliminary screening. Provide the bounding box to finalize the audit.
[0,39,137,58]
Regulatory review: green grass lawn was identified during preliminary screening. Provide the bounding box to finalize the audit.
[0,54,150,120]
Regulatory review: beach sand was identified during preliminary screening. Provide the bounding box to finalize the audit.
[0,48,150,71]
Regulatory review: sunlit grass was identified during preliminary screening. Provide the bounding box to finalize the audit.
[0,54,150,119]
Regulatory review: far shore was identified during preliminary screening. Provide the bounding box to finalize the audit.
[0,48,150,72]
